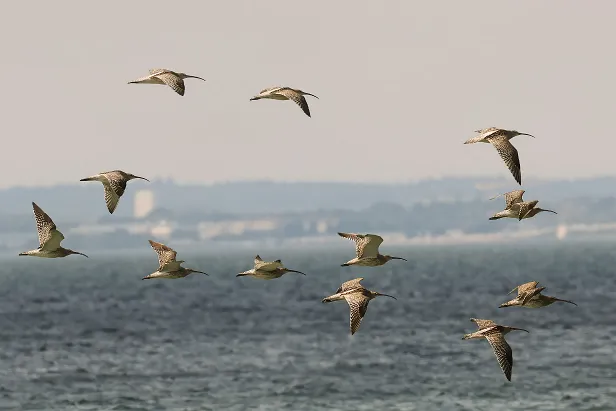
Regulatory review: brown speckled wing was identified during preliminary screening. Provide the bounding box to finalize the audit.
[345,293,370,335]
[485,332,513,381]
[490,136,522,185]
[156,72,185,96]
[276,88,311,117]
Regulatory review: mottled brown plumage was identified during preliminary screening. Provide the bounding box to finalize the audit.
[462,318,529,381]
[322,278,396,335]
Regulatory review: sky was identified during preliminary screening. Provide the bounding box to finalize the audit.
[0,1,614,188]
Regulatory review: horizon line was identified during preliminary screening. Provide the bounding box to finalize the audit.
[0,174,615,191]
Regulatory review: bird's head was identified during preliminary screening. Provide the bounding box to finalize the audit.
[545,295,577,306]
[66,249,88,258]
[536,208,557,215]
[282,268,306,275]
[178,73,206,81]
[510,130,535,138]
[502,326,530,335]
[127,173,150,182]
[372,291,397,300]
[186,268,208,276]
[384,255,408,262]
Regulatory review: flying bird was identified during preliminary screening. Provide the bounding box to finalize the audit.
[464,127,535,185]
[516,200,557,221]
[338,232,407,267]
[250,87,318,117]
[80,170,149,214]
[322,278,396,335]
[499,281,577,308]
[237,255,305,280]
[142,240,208,279]
[462,318,529,382]
[18,202,88,258]
[128,68,206,96]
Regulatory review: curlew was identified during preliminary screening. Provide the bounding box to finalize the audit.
[499,281,577,308]
[237,255,305,280]
[516,200,557,221]
[462,318,529,382]
[338,232,407,267]
[464,127,535,185]
[488,190,556,221]
[80,170,149,214]
[250,87,318,117]
[128,69,206,96]
[322,278,396,335]
[18,202,88,258]
[142,240,208,279]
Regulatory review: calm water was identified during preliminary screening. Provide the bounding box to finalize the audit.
[0,243,615,411]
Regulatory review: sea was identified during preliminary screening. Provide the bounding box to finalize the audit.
[0,242,614,411]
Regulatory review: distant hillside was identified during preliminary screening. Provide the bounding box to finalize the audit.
[0,177,615,221]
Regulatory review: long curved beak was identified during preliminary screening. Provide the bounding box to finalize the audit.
[286,269,306,275]
[304,92,319,99]
[194,270,209,276]
[391,257,407,261]
[133,175,150,182]
[510,327,530,333]
[554,297,577,306]
[376,292,397,300]
[542,209,557,214]
[186,75,206,82]
[519,133,535,138]
[74,252,89,258]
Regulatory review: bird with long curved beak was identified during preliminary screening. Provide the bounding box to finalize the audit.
[338,232,407,267]
[516,200,557,221]
[19,202,88,259]
[322,278,396,335]
[80,170,149,214]
[128,68,206,96]
[237,255,306,280]
[462,318,529,382]
[142,240,209,280]
[250,86,318,117]
[499,281,577,308]
[464,127,535,186]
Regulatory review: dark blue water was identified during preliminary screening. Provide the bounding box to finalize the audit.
[0,242,614,410]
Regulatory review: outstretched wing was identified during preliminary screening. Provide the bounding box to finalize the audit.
[520,286,546,305]
[276,88,311,117]
[101,172,128,214]
[485,332,514,381]
[32,202,64,251]
[490,136,522,185]
[338,232,383,258]
[155,72,185,96]
[517,200,539,220]
[512,281,539,296]
[496,190,526,209]
[254,256,283,272]
[471,318,497,329]
[345,293,371,335]
[336,277,365,294]
[149,240,179,272]
[149,68,169,75]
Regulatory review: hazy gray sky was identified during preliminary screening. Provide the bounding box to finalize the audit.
[0,1,614,188]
